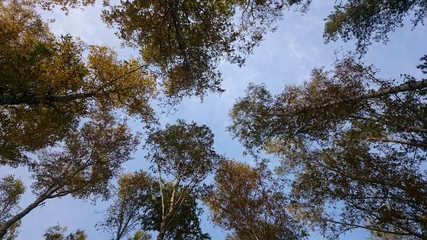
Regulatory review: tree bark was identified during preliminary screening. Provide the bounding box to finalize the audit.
[278,79,427,116]
[0,195,47,238]
[0,65,146,106]
[157,222,166,240]
[0,92,95,106]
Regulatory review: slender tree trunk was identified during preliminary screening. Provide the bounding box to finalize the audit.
[367,137,427,148]
[0,65,146,106]
[0,92,96,105]
[114,210,125,240]
[278,79,427,116]
[0,195,47,238]
[157,221,166,240]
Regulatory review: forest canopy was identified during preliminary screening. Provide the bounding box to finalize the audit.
[0,0,426,239]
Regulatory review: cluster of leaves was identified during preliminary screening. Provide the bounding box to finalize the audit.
[205,160,306,240]
[43,225,87,240]
[0,176,25,224]
[324,0,427,53]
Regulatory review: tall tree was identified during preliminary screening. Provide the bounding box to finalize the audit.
[127,230,152,240]
[229,57,427,239]
[99,171,155,240]
[0,111,139,238]
[102,0,298,99]
[100,121,220,240]
[0,2,155,236]
[146,182,210,240]
[205,160,306,240]
[323,0,427,53]
[100,171,210,240]
[0,0,156,167]
[144,121,222,240]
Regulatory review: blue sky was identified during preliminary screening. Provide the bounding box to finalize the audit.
[2,1,426,239]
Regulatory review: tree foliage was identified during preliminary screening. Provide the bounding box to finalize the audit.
[323,0,427,53]
[144,121,221,240]
[0,111,139,238]
[2,221,21,240]
[100,172,210,240]
[101,121,220,240]
[205,160,306,240]
[146,182,210,240]
[127,230,152,240]
[0,0,156,167]
[0,176,25,224]
[1,0,426,238]
[145,120,222,187]
[229,56,427,239]
[101,0,309,99]
[99,171,155,240]
[43,225,87,240]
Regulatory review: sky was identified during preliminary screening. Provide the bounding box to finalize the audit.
[2,1,426,239]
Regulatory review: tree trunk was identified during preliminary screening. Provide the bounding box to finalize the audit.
[279,79,427,116]
[0,195,47,238]
[157,222,166,240]
[0,92,95,106]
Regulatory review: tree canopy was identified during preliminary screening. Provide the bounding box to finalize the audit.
[143,121,221,240]
[100,121,221,240]
[43,225,87,240]
[1,0,426,239]
[101,172,210,240]
[0,0,156,167]
[205,160,306,240]
[101,0,297,99]
[229,57,427,238]
[323,0,427,53]
[0,110,139,238]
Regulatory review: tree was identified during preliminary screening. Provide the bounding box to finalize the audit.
[0,0,156,167]
[229,57,427,239]
[100,121,220,240]
[323,0,427,53]
[0,110,139,238]
[127,230,151,240]
[102,0,299,99]
[43,224,87,240]
[144,121,222,240]
[0,1,155,236]
[100,171,210,240]
[205,160,306,240]
[99,171,155,240]
[146,182,211,240]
